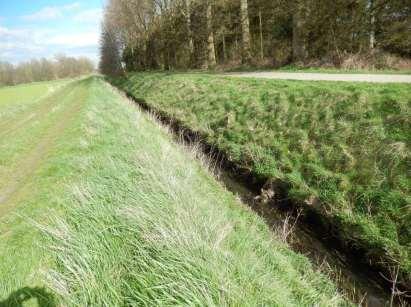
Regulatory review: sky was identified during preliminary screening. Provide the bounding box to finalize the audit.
[0,0,104,64]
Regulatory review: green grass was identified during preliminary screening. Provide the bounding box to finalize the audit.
[0,79,68,107]
[112,72,411,282]
[0,78,89,305]
[0,77,346,305]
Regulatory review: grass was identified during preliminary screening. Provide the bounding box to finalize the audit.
[0,78,88,304]
[112,72,411,283]
[0,76,346,305]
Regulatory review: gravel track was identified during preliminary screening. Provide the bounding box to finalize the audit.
[228,72,411,83]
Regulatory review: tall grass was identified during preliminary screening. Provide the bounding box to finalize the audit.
[0,79,87,300]
[111,73,411,282]
[41,78,346,306]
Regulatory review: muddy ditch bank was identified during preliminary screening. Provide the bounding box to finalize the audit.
[114,84,410,305]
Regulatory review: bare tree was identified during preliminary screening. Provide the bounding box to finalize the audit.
[240,0,252,63]
[368,0,376,50]
[206,0,217,68]
[99,24,123,76]
[0,56,94,86]
[98,0,411,72]
[292,0,307,63]
[185,0,195,59]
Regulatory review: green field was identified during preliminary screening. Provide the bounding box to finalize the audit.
[0,77,346,306]
[112,73,411,282]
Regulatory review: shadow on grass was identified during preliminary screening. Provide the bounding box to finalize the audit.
[0,287,56,307]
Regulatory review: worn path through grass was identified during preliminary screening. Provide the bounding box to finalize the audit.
[0,78,89,301]
[0,80,68,139]
[0,80,84,215]
[0,77,348,306]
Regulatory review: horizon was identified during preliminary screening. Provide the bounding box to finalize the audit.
[0,0,103,64]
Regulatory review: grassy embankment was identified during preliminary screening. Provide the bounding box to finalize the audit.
[0,78,88,303]
[0,77,345,306]
[112,73,411,284]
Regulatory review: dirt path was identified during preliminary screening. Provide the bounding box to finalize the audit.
[0,83,70,140]
[227,72,411,83]
[0,81,86,216]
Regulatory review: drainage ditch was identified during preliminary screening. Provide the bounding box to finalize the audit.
[116,85,410,306]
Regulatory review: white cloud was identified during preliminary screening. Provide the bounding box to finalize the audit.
[48,31,100,48]
[73,8,103,23]
[1,3,102,64]
[21,2,81,21]
[63,2,82,10]
[0,26,35,41]
[22,7,63,21]
[0,25,99,64]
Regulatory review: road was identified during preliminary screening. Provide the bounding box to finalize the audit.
[227,72,411,83]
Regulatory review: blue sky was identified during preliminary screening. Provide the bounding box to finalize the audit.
[0,0,104,64]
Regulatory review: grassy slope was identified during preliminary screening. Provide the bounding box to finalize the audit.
[112,73,411,280]
[0,77,346,306]
[0,78,88,303]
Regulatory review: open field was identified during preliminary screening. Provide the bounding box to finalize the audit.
[112,73,411,286]
[0,77,346,306]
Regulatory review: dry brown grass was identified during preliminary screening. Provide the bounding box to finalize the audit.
[339,52,411,71]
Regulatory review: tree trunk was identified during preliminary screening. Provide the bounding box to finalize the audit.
[240,0,252,64]
[146,38,159,69]
[293,0,307,63]
[222,32,227,63]
[370,15,375,50]
[164,47,170,71]
[259,9,264,61]
[369,0,375,51]
[185,0,195,61]
[131,46,135,70]
[206,0,217,68]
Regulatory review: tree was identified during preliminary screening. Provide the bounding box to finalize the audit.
[0,57,94,86]
[240,0,252,63]
[185,0,195,61]
[99,0,410,72]
[292,0,307,62]
[0,61,14,85]
[368,0,375,50]
[206,0,217,68]
[99,20,123,76]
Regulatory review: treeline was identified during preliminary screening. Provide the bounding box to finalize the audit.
[100,0,410,74]
[0,55,94,86]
